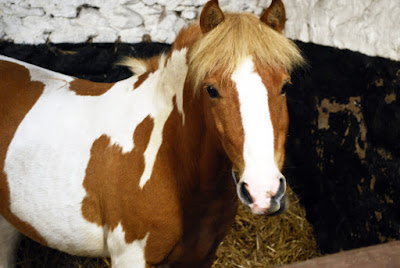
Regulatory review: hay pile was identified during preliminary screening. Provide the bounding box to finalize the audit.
[213,186,320,267]
[16,187,319,267]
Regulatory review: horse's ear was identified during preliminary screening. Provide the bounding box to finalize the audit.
[260,0,286,33]
[200,0,225,33]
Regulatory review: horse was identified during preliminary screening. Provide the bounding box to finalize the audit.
[0,0,304,267]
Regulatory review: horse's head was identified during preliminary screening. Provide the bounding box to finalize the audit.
[188,0,304,215]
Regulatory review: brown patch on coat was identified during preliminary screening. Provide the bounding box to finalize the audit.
[69,79,114,96]
[254,62,290,171]
[134,72,151,89]
[81,115,182,265]
[165,89,238,267]
[171,23,202,53]
[201,69,245,173]
[0,60,47,245]
[142,56,162,73]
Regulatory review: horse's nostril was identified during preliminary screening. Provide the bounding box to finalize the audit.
[240,183,253,204]
[273,177,286,201]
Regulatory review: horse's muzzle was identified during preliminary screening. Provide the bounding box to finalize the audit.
[267,194,288,216]
[234,170,288,215]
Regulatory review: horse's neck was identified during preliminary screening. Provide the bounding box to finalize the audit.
[130,49,189,119]
[166,88,237,260]
[170,86,230,193]
[129,47,230,190]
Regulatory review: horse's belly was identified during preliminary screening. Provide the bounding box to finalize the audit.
[5,159,107,256]
[5,151,108,256]
[22,207,107,257]
[3,101,108,256]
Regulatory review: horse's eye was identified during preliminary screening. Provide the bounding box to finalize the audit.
[206,85,220,98]
[281,80,292,96]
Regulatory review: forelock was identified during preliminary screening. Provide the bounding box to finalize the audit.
[187,13,304,93]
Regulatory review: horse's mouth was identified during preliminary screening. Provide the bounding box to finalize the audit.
[267,194,288,216]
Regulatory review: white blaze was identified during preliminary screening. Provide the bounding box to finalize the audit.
[231,57,282,208]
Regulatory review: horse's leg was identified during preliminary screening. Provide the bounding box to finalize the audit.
[108,233,149,268]
[0,216,21,268]
[110,247,147,268]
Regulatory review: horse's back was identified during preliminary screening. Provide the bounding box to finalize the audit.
[0,55,75,122]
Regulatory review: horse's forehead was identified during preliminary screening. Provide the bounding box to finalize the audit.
[231,58,268,100]
[256,63,290,94]
[213,59,286,95]
[230,58,288,127]
[228,58,271,97]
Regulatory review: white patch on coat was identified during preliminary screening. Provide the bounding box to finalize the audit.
[139,49,188,188]
[2,50,188,256]
[107,224,149,268]
[231,57,282,210]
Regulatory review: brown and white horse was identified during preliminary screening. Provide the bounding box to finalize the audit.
[0,0,303,267]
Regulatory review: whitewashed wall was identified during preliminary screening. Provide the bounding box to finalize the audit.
[0,0,399,61]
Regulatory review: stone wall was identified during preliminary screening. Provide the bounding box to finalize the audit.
[1,0,399,61]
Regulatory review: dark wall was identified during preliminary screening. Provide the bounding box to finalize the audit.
[286,42,400,254]
[1,41,399,255]
[0,42,170,82]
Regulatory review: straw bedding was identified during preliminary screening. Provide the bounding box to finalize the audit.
[213,186,320,267]
[15,186,319,267]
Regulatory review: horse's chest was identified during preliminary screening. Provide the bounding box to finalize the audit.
[169,186,238,265]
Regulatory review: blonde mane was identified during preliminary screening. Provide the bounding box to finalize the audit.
[120,13,304,93]
[119,55,164,76]
[188,13,305,92]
